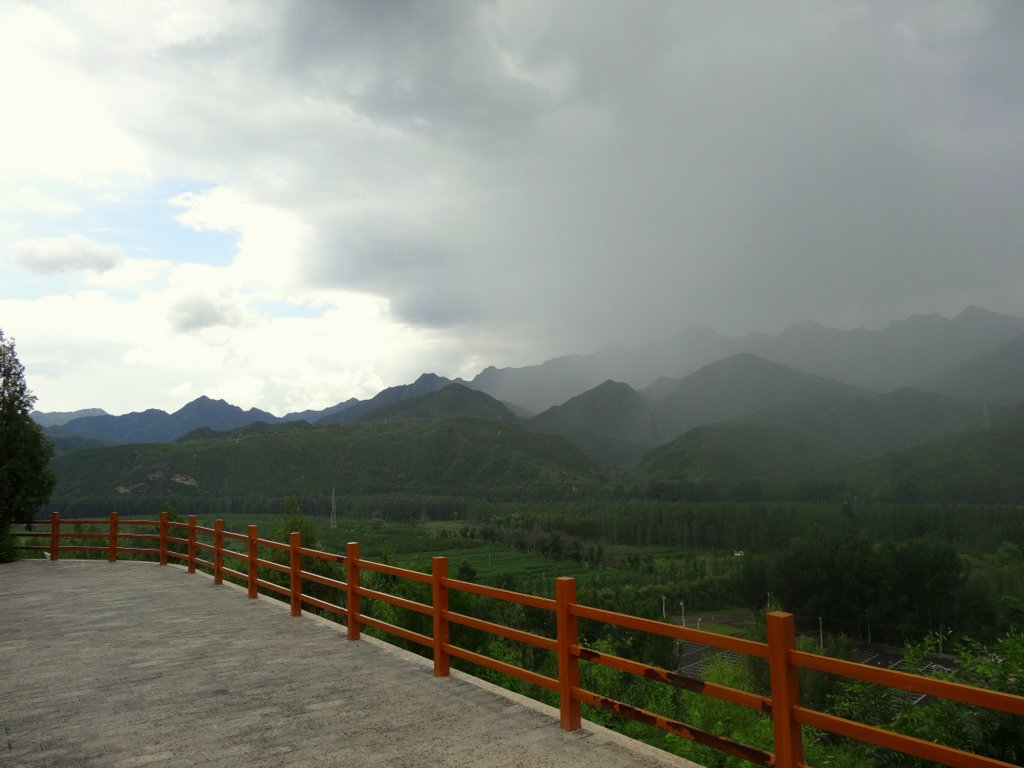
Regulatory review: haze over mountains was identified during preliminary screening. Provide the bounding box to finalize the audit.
[36,306,1024,508]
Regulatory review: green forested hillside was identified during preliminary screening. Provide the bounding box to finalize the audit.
[49,417,600,515]
[630,387,983,500]
[358,383,520,424]
[632,423,852,499]
[839,403,1024,503]
[528,380,660,469]
[649,353,871,440]
[742,387,981,456]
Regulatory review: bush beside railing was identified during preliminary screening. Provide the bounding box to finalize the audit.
[14,511,1024,768]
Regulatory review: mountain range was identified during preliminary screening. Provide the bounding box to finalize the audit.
[36,306,1024,507]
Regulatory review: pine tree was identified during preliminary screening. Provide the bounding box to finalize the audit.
[0,330,55,560]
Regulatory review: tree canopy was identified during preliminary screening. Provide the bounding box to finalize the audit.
[0,330,55,560]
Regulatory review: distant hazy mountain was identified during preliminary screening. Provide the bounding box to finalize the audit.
[465,325,742,413]
[32,408,108,427]
[754,306,1024,393]
[938,332,1024,407]
[53,396,280,444]
[357,383,520,424]
[318,373,452,424]
[40,306,1023,456]
[464,306,1024,412]
[528,380,659,469]
[647,353,872,440]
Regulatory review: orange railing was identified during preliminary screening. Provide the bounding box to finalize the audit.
[14,511,1024,768]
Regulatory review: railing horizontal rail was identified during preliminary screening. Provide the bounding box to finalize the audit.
[195,541,216,553]
[52,518,110,525]
[358,559,432,584]
[222,531,248,542]
[575,645,770,713]
[167,551,187,561]
[255,578,291,598]
[116,547,160,556]
[194,557,213,570]
[444,577,557,611]
[444,610,557,652]
[357,586,432,616]
[574,687,772,766]
[794,706,1017,768]
[444,643,559,692]
[298,546,346,564]
[790,650,1024,715]
[194,525,215,534]
[359,614,432,648]
[222,566,248,582]
[300,593,347,617]
[117,533,161,542]
[254,558,290,575]
[167,536,188,545]
[116,520,159,527]
[57,532,107,539]
[299,570,346,591]
[572,603,769,659]
[255,537,289,552]
[221,549,249,563]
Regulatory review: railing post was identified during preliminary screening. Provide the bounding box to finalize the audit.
[213,519,224,585]
[767,611,805,768]
[108,511,119,563]
[346,542,361,640]
[159,511,169,566]
[247,525,258,599]
[432,556,450,677]
[556,576,581,731]
[289,531,302,617]
[187,515,197,574]
[49,511,60,561]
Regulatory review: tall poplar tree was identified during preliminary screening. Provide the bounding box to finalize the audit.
[0,330,55,560]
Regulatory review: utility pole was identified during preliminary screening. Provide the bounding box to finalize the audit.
[819,616,824,651]
[680,599,686,628]
[330,487,337,530]
[661,594,666,619]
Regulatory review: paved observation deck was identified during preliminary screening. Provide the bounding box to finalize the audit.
[1,561,699,768]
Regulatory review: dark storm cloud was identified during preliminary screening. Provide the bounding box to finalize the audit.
[161,1,1024,351]
[273,1,552,145]
[307,222,479,328]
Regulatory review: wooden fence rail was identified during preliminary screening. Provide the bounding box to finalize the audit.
[13,511,1024,768]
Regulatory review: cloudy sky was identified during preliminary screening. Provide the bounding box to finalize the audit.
[2,1,1022,416]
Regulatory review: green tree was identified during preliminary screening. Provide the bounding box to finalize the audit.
[1,330,55,561]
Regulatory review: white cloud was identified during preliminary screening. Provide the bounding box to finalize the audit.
[11,234,125,275]
[84,257,173,290]
[0,187,80,217]
[170,187,311,291]
[0,5,145,184]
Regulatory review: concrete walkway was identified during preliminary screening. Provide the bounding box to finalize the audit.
[1,560,701,768]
